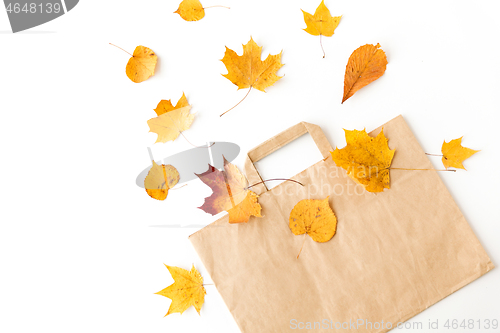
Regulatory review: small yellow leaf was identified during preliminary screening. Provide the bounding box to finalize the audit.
[331,129,395,193]
[144,161,179,200]
[147,105,195,144]
[441,137,479,170]
[302,0,341,37]
[174,0,205,21]
[221,37,283,92]
[156,264,206,316]
[342,43,387,103]
[289,197,337,243]
[125,46,157,83]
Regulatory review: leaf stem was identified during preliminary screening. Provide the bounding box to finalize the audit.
[320,34,325,58]
[220,86,252,117]
[323,155,455,172]
[297,234,306,259]
[425,153,444,157]
[109,43,132,56]
[390,167,455,172]
[203,5,230,9]
[170,184,188,191]
[245,178,304,190]
[179,131,214,148]
[164,112,214,148]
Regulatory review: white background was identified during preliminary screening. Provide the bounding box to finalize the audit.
[1,0,499,332]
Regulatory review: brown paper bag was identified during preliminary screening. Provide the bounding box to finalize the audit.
[189,115,493,333]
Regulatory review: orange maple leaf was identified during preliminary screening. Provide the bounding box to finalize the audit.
[331,129,395,192]
[220,37,283,116]
[441,137,479,170]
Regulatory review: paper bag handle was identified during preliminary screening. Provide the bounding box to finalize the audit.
[244,122,333,195]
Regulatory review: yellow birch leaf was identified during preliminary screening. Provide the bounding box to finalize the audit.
[174,0,205,21]
[144,161,179,200]
[289,197,337,242]
[441,137,479,170]
[125,46,157,83]
[155,264,206,316]
[342,43,387,103]
[331,129,395,193]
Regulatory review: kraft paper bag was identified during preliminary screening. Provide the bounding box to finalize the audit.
[189,115,493,333]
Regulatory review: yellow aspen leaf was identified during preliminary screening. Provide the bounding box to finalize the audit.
[342,43,387,103]
[125,46,157,83]
[331,129,395,193]
[147,105,195,144]
[144,161,179,200]
[196,156,262,223]
[302,0,341,37]
[289,197,337,243]
[174,0,205,21]
[441,137,479,170]
[155,264,206,316]
[220,37,283,116]
[154,92,189,116]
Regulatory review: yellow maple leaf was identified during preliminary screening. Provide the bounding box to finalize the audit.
[342,43,387,103]
[196,156,262,223]
[174,0,205,21]
[222,37,283,92]
[331,129,395,193]
[154,92,189,116]
[144,161,179,200]
[220,37,283,115]
[226,191,261,223]
[147,98,195,143]
[289,197,337,242]
[125,45,157,83]
[155,264,206,316]
[441,137,479,170]
[301,0,341,57]
[302,0,341,37]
